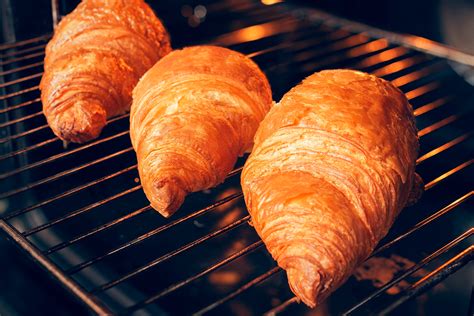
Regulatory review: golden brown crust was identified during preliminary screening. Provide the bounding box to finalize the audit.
[241,69,420,307]
[131,46,272,217]
[40,0,171,143]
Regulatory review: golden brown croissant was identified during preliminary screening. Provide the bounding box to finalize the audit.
[131,46,272,217]
[241,69,422,308]
[40,0,171,143]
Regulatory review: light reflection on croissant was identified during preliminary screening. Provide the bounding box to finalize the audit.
[131,46,272,217]
[40,0,171,143]
[241,69,422,307]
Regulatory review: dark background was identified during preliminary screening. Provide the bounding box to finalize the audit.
[1,0,473,53]
[1,0,472,315]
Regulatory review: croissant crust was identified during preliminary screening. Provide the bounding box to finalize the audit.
[131,46,272,217]
[241,69,421,307]
[40,0,171,143]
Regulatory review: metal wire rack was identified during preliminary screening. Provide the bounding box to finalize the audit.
[1,1,473,315]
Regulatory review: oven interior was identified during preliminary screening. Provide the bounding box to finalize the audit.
[1,1,473,315]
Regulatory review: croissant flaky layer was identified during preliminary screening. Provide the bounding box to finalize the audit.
[40,0,171,143]
[241,69,421,307]
[131,46,272,217]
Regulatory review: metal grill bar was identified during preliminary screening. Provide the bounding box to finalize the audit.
[194,266,282,316]
[0,72,43,89]
[342,229,473,315]
[0,111,43,129]
[0,34,50,50]
[3,165,137,220]
[0,61,44,77]
[416,133,472,164]
[1,130,130,180]
[414,97,451,117]
[371,191,473,257]
[0,97,40,115]
[0,147,134,199]
[353,46,411,69]
[123,240,265,314]
[264,297,299,316]
[22,185,142,236]
[92,215,251,294]
[423,160,473,190]
[0,51,45,67]
[44,205,152,255]
[379,245,473,315]
[0,43,47,59]
[0,85,39,102]
[65,192,244,275]
[0,137,55,161]
[418,115,460,138]
[0,111,128,144]
[405,81,441,100]
[371,55,427,77]
[0,220,110,314]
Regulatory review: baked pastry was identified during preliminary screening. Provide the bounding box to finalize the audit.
[131,46,272,217]
[40,0,171,143]
[241,69,422,307]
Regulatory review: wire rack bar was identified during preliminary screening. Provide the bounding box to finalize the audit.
[424,159,473,191]
[0,220,111,314]
[264,297,300,316]
[0,51,45,67]
[0,137,55,161]
[0,147,134,199]
[2,164,137,221]
[22,185,142,236]
[0,34,50,51]
[405,81,441,100]
[380,245,473,315]
[418,115,460,138]
[391,61,447,88]
[0,96,40,115]
[0,61,43,77]
[414,97,451,117]
[354,46,411,69]
[0,85,39,102]
[372,191,473,257]
[0,72,43,89]
[0,111,43,129]
[0,44,46,59]
[92,215,252,293]
[342,228,473,315]
[123,240,265,314]
[0,110,128,145]
[194,266,282,315]
[65,192,243,275]
[1,129,130,179]
[44,205,152,255]
[416,133,472,164]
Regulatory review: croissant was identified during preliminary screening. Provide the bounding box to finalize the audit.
[131,46,272,217]
[40,0,171,143]
[241,69,422,307]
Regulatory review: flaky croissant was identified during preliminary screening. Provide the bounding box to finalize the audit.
[40,0,171,143]
[241,69,422,307]
[131,46,272,217]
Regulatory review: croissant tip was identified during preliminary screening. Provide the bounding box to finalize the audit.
[51,100,107,143]
[286,267,321,308]
[148,181,186,218]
